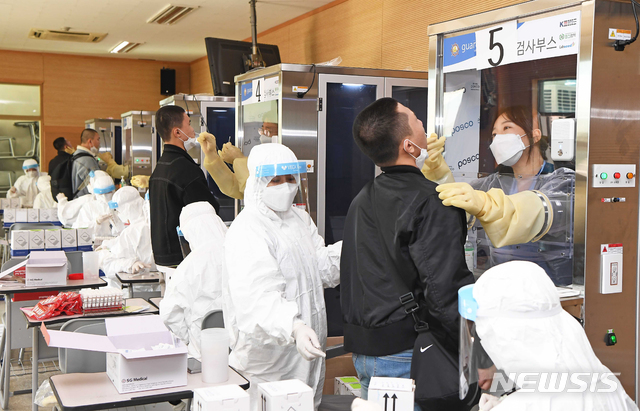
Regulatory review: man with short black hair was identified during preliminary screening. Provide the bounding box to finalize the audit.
[149,105,220,267]
[341,98,475,402]
[48,137,74,175]
[71,129,101,198]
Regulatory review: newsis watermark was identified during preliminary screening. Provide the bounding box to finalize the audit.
[488,372,621,394]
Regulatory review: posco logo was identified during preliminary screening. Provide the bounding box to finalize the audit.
[458,154,480,170]
[451,120,474,136]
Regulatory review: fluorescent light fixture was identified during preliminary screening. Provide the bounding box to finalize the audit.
[343,83,364,87]
[148,5,198,25]
[564,80,577,86]
[110,41,143,54]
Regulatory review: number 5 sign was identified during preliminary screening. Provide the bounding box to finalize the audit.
[476,20,518,70]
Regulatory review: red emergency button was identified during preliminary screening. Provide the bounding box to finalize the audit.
[627,172,635,179]
[614,172,621,179]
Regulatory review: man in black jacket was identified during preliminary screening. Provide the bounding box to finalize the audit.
[341,98,474,400]
[149,105,219,267]
[48,137,73,174]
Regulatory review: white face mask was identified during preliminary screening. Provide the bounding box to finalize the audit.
[262,182,298,212]
[90,146,99,155]
[490,134,529,167]
[178,128,199,151]
[26,169,38,178]
[404,139,428,169]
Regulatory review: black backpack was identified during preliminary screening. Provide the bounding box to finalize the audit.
[50,151,95,201]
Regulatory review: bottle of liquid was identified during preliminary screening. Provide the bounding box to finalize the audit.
[464,235,475,272]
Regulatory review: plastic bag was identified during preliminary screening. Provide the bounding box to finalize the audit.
[34,379,58,408]
[31,292,83,320]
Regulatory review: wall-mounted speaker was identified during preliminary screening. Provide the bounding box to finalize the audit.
[161,68,176,95]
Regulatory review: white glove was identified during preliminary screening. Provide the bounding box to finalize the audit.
[96,214,112,225]
[351,398,383,411]
[479,393,502,411]
[131,261,150,273]
[56,193,67,202]
[292,322,325,361]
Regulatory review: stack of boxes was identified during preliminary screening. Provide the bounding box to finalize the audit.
[11,228,93,257]
[2,206,61,228]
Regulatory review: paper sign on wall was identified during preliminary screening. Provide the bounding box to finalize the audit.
[241,76,280,105]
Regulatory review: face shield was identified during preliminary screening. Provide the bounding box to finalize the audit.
[255,160,309,216]
[458,284,482,401]
[23,160,39,178]
[176,226,191,258]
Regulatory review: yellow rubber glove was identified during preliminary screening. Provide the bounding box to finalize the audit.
[436,182,552,247]
[131,175,150,188]
[233,157,249,194]
[101,151,130,179]
[198,132,244,199]
[220,142,245,165]
[64,146,76,155]
[421,134,455,184]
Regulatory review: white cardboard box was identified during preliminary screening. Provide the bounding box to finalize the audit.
[15,208,28,223]
[0,199,10,210]
[193,385,250,411]
[26,251,67,286]
[334,377,360,395]
[61,228,77,251]
[42,316,188,394]
[44,229,62,251]
[38,209,51,223]
[50,208,61,225]
[9,198,20,208]
[10,230,30,257]
[29,230,45,252]
[27,208,39,223]
[3,208,15,227]
[368,377,415,411]
[76,227,93,251]
[258,379,314,411]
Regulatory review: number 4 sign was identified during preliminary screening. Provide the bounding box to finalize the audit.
[476,20,518,70]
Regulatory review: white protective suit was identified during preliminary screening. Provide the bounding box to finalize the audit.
[160,201,227,360]
[98,186,154,286]
[58,170,109,227]
[474,261,638,411]
[223,143,342,410]
[33,175,56,209]
[7,159,39,207]
[73,174,124,238]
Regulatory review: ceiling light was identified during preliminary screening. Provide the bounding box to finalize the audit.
[110,41,143,54]
[147,5,198,25]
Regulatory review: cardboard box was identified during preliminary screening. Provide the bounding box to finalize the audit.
[324,336,357,395]
[10,230,30,257]
[50,208,61,225]
[193,385,250,411]
[27,208,39,223]
[29,230,45,252]
[76,227,93,251]
[9,198,20,208]
[15,208,28,223]
[3,208,15,228]
[61,228,77,251]
[368,377,415,411]
[26,251,68,286]
[44,229,62,251]
[42,316,188,394]
[334,377,361,396]
[38,209,51,223]
[258,379,314,411]
[0,198,10,210]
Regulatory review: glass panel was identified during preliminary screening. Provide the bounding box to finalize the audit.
[443,53,577,285]
[206,106,236,221]
[392,85,428,125]
[0,84,41,116]
[324,83,377,244]
[240,100,278,157]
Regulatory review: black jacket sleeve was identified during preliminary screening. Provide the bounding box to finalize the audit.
[408,195,474,347]
[182,176,220,213]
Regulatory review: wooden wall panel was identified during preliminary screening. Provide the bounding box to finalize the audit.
[258,28,291,64]
[0,50,44,84]
[42,54,189,127]
[190,56,214,95]
[42,125,85,172]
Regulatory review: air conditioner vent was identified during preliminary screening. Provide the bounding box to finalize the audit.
[147,5,198,25]
[28,29,107,43]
